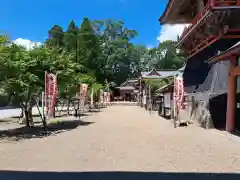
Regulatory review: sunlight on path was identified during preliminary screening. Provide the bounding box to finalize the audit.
[0,106,240,173]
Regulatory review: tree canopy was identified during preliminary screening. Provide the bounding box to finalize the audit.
[0,18,185,126]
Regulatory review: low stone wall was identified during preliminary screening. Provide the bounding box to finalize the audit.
[182,95,214,129]
[111,101,138,106]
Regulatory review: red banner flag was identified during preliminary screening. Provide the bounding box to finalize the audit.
[45,72,58,117]
[174,76,184,111]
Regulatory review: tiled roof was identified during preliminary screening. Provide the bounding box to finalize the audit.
[208,41,240,63]
[121,79,139,86]
[140,71,149,77]
[116,86,135,90]
[178,66,185,72]
[141,69,180,78]
[159,0,174,24]
[156,70,177,78]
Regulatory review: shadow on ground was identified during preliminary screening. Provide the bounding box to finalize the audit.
[0,120,94,142]
[0,120,11,123]
[0,171,239,180]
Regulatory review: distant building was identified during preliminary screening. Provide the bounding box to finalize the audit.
[116,79,139,101]
[116,69,184,102]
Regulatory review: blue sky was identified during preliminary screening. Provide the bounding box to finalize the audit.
[1,0,185,48]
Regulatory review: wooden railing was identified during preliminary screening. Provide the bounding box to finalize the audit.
[180,0,212,40]
[179,0,240,44]
[215,0,240,6]
[187,28,240,59]
[187,36,219,59]
[188,36,216,56]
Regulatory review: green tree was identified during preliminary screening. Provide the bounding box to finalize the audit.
[46,25,64,47]
[0,44,47,126]
[64,20,78,51]
[78,18,101,76]
[93,19,141,85]
[148,40,185,69]
[1,18,168,128]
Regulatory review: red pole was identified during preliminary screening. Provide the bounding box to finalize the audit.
[226,56,237,132]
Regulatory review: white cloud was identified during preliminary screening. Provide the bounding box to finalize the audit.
[157,24,189,43]
[146,45,154,50]
[13,38,41,50]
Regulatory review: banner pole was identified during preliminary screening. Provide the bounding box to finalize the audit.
[173,75,176,118]
[44,71,47,118]
[42,91,45,119]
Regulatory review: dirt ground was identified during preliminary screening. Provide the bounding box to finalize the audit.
[0,105,240,179]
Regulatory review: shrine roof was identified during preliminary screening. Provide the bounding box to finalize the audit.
[141,69,177,78]
[208,41,240,63]
[116,86,135,90]
[159,0,194,24]
[120,78,139,87]
[156,82,173,93]
[159,0,174,24]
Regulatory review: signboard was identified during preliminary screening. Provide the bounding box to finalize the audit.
[142,95,147,105]
[80,83,88,98]
[99,89,104,103]
[107,92,111,103]
[164,93,171,108]
[103,92,108,104]
[90,88,94,105]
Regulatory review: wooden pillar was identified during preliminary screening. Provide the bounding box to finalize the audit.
[210,0,216,7]
[226,56,237,132]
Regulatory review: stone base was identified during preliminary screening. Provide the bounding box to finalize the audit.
[181,96,214,129]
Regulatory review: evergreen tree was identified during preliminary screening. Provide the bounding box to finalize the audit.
[46,25,64,47]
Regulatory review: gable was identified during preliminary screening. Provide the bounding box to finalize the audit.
[148,69,160,76]
[141,69,178,79]
[121,79,139,87]
[156,71,177,77]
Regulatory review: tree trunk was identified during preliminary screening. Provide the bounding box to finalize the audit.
[18,107,24,122]
[20,106,34,127]
[28,106,34,126]
[20,107,24,118]
[23,107,30,127]
[42,116,47,130]
[67,97,71,116]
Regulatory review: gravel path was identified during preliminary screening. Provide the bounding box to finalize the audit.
[0,105,240,179]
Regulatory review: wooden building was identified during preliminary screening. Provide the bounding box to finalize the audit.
[208,43,240,132]
[139,69,177,106]
[156,67,185,119]
[157,82,173,118]
[116,79,139,101]
[160,0,240,132]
